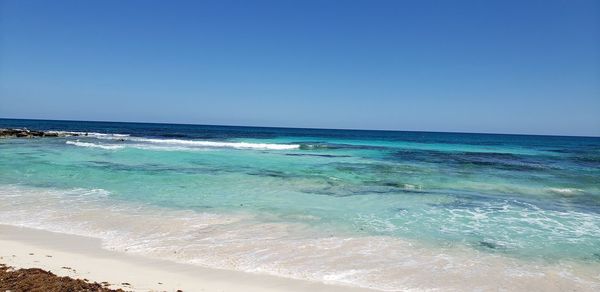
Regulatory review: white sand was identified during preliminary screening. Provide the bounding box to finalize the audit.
[0,224,375,292]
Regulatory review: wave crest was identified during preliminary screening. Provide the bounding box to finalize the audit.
[128,137,300,150]
[66,141,125,150]
[66,138,299,151]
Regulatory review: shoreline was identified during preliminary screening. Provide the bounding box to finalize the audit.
[0,224,376,292]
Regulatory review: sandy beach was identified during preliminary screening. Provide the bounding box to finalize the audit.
[0,224,374,292]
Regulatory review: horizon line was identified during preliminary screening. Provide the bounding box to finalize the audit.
[1,116,598,139]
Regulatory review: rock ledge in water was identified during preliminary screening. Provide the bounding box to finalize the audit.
[0,128,81,138]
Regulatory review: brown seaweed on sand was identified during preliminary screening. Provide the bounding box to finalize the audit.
[0,263,125,292]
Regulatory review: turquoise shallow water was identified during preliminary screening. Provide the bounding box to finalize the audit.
[1,119,599,290]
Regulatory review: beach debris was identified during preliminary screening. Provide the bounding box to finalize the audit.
[0,264,124,291]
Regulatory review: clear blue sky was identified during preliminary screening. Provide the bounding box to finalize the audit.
[1,0,599,136]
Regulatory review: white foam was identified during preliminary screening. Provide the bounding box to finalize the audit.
[1,184,599,291]
[66,138,298,151]
[51,129,298,151]
[548,188,584,195]
[86,133,130,138]
[403,184,421,190]
[71,132,130,139]
[128,137,300,150]
[66,141,125,150]
[45,130,130,138]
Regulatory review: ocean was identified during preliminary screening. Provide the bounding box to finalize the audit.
[1,118,599,290]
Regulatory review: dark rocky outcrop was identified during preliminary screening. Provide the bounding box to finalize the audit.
[0,128,81,138]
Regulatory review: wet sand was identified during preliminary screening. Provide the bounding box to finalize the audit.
[0,224,374,292]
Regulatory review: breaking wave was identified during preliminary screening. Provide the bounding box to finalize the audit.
[1,184,598,291]
[65,137,300,151]
[66,141,125,150]
[127,137,300,150]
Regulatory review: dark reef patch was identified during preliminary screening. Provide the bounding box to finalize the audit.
[246,170,289,178]
[479,241,498,249]
[285,153,352,158]
[390,149,555,172]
